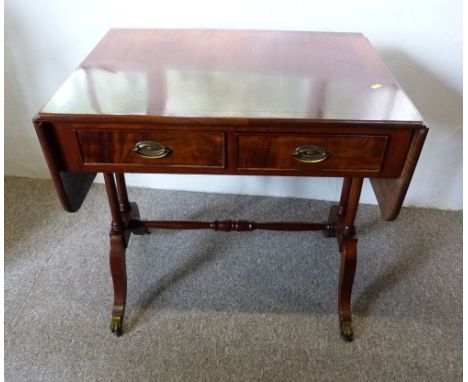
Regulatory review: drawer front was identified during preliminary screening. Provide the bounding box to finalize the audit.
[76,130,225,168]
[238,134,387,173]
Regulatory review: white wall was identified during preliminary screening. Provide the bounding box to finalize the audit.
[5,0,462,209]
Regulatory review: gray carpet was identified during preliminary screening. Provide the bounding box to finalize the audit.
[5,176,462,381]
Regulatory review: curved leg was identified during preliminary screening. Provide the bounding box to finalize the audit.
[109,234,126,336]
[104,173,128,336]
[335,177,362,341]
[338,238,357,341]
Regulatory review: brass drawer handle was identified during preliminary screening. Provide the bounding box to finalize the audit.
[133,141,171,159]
[293,145,328,163]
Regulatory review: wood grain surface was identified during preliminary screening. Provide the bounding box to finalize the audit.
[38,29,423,124]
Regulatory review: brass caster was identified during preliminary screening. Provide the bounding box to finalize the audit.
[110,316,123,336]
[340,320,353,341]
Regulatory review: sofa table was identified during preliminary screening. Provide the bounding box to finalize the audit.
[33,29,427,341]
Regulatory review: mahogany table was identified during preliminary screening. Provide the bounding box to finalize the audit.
[33,29,427,341]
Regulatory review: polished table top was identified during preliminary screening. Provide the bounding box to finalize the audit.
[40,29,423,125]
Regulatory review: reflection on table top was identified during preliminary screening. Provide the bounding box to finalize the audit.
[40,29,423,124]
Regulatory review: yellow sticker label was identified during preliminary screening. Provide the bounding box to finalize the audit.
[371,83,382,89]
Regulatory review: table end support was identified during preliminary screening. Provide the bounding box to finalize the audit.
[338,237,357,342]
[326,177,362,341]
[323,205,338,238]
[109,233,127,337]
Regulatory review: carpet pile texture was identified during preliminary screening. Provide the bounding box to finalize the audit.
[5,177,462,381]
